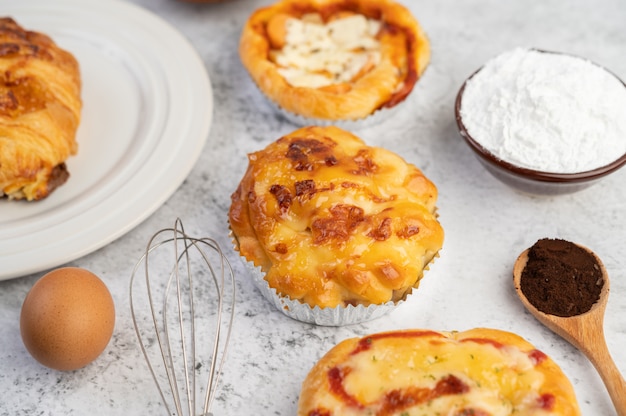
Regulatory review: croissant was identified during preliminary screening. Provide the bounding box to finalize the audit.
[0,17,82,201]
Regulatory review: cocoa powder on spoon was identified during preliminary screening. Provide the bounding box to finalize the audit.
[519,238,604,317]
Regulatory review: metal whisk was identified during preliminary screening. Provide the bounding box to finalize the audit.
[130,218,235,416]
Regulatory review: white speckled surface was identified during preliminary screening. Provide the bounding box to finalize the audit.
[1,0,626,415]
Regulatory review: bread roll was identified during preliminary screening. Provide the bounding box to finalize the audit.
[298,328,581,415]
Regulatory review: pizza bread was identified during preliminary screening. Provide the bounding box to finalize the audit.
[239,0,430,121]
[298,328,581,415]
[0,17,82,201]
[229,126,443,309]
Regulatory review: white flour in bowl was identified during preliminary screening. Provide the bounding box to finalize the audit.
[459,48,626,173]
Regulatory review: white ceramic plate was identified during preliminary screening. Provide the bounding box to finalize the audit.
[0,0,213,280]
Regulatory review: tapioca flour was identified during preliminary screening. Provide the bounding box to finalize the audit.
[459,48,626,173]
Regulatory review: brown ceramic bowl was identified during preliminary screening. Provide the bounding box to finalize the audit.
[454,51,626,196]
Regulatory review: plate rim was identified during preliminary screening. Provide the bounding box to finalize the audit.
[0,0,213,280]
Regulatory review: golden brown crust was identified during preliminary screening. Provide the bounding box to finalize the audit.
[239,0,430,121]
[0,17,82,201]
[298,328,581,416]
[229,126,443,308]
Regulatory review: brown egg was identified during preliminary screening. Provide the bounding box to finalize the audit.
[20,267,115,371]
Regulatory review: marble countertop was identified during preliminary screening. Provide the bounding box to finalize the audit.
[1,0,625,414]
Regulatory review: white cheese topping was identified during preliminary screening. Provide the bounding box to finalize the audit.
[273,13,382,88]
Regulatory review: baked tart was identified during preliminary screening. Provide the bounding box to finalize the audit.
[0,17,82,201]
[229,126,443,320]
[239,0,430,122]
[298,328,581,415]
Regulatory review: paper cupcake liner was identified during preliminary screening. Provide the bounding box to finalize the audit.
[229,230,406,326]
[269,100,405,131]
[242,257,403,326]
[252,83,411,130]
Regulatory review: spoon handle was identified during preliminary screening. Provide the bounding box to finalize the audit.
[551,312,626,415]
[581,330,626,416]
[564,313,626,416]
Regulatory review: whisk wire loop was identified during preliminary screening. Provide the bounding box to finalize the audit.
[130,219,235,416]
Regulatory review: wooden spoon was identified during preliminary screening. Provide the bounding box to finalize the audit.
[513,247,626,415]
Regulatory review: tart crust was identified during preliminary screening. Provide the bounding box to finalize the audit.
[239,0,430,121]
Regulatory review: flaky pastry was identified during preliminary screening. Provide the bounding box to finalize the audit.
[229,126,443,308]
[239,0,430,121]
[0,17,82,201]
[298,328,581,416]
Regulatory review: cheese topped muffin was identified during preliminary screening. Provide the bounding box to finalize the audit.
[239,0,430,122]
[298,328,581,415]
[229,126,443,310]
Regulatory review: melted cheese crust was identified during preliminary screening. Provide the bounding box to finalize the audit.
[298,328,581,416]
[0,17,81,201]
[239,0,431,120]
[229,126,443,308]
